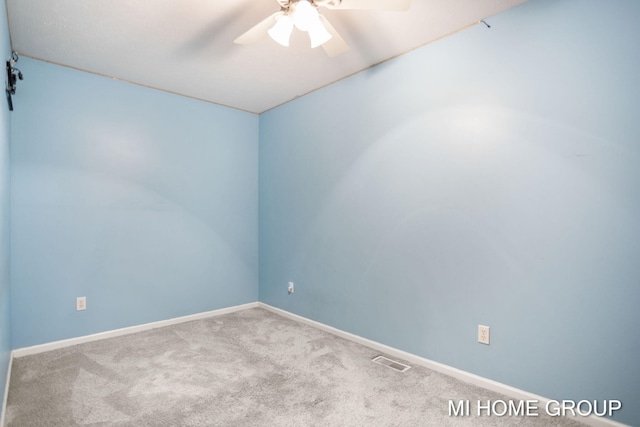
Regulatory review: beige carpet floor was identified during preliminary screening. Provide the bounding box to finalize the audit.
[4,308,586,426]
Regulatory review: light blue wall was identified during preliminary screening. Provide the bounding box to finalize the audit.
[259,0,640,424]
[0,0,12,410]
[3,0,639,424]
[11,58,258,348]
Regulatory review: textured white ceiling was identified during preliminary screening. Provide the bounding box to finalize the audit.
[6,0,528,114]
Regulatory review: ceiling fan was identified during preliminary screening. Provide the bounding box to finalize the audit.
[234,0,411,57]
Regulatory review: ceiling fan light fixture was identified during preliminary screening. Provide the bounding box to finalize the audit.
[268,14,294,46]
[293,0,319,31]
[308,19,332,48]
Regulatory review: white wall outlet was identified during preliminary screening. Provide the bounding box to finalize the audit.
[76,296,87,311]
[478,325,490,345]
[288,282,294,294]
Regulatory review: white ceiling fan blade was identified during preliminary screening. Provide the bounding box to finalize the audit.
[324,0,410,11]
[319,15,349,57]
[234,12,283,45]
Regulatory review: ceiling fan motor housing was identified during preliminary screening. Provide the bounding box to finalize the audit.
[275,0,342,10]
[312,0,342,7]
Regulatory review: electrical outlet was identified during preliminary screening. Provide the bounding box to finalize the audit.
[478,325,490,345]
[288,282,294,294]
[76,296,87,311]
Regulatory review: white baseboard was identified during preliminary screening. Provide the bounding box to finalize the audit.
[258,303,628,427]
[12,302,259,358]
[1,349,14,427]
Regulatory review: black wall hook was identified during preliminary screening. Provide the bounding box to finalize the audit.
[6,51,24,111]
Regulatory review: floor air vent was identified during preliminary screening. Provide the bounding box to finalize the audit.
[371,355,411,372]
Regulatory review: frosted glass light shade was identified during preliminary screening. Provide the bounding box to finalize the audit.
[308,19,332,48]
[268,15,294,47]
